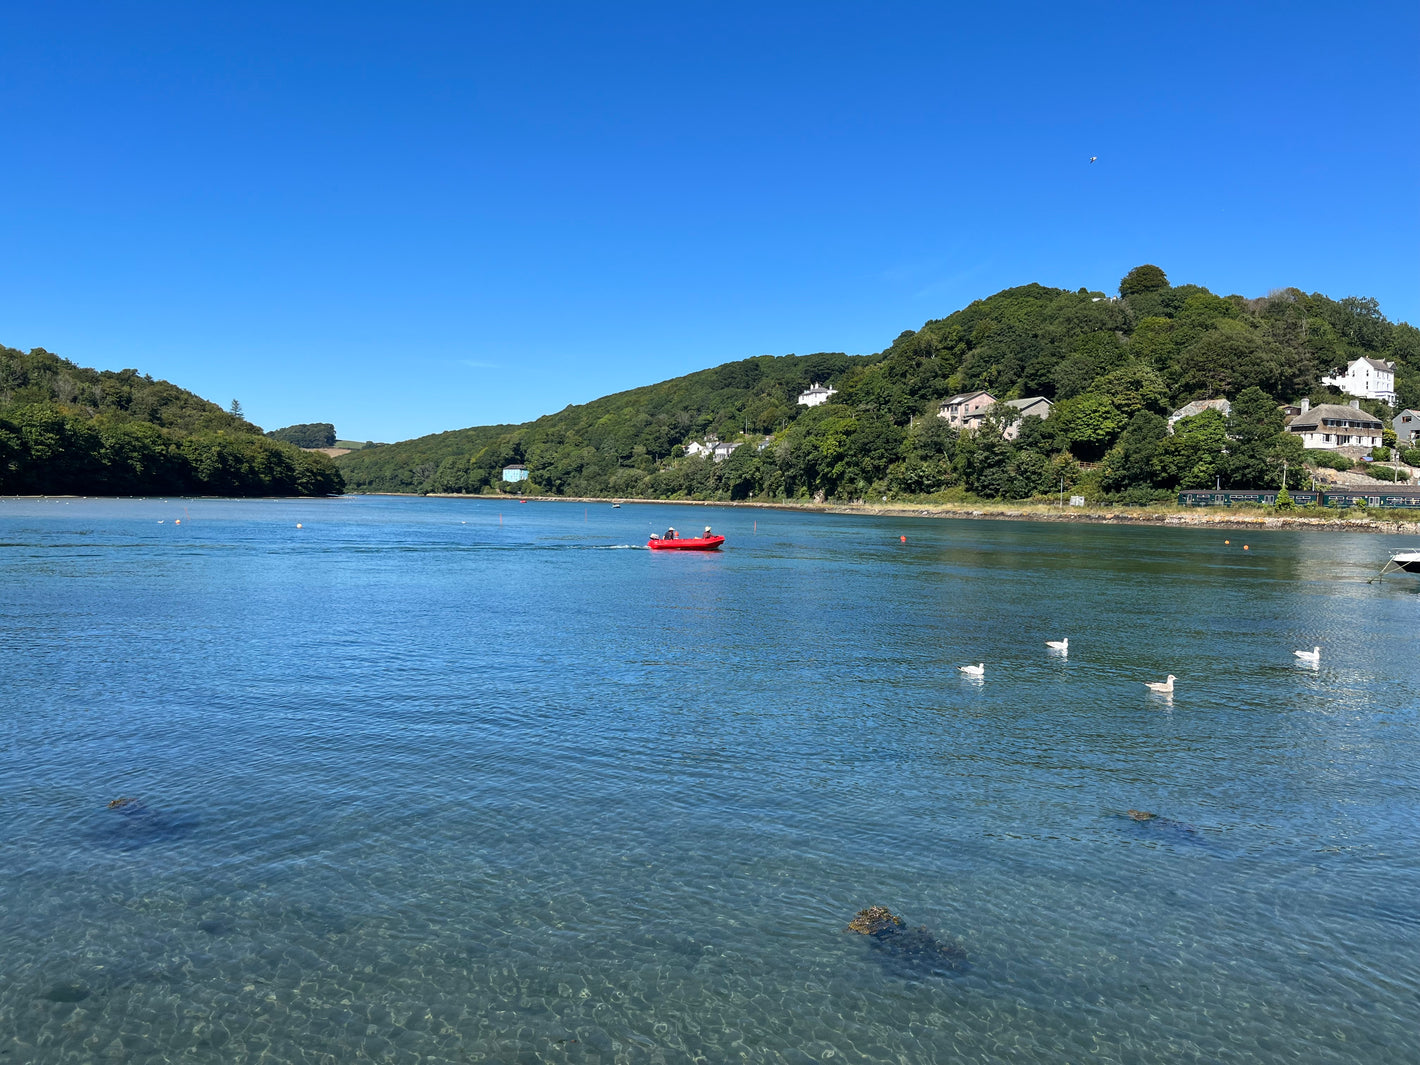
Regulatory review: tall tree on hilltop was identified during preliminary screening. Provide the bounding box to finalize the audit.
[1119,264,1169,297]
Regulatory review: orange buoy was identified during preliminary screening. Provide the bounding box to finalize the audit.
[1224,539,1230,544]
[900,535,907,543]
[1243,545,1249,550]
[174,519,181,525]
[296,523,303,529]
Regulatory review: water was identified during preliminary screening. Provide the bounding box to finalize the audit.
[2,495,1418,1064]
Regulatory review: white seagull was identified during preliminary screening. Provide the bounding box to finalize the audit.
[1046,638,1068,652]
[1145,674,1176,694]
[1293,646,1321,665]
[958,663,985,677]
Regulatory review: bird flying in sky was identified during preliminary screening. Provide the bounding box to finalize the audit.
[1089,156,1098,163]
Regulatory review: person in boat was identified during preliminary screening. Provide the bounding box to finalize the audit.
[663,527,677,540]
[703,525,713,538]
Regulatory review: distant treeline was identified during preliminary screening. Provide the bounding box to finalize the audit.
[335,267,1419,503]
[0,346,344,496]
[266,422,336,448]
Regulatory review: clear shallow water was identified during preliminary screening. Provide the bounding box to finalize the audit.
[2,495,1418,1065]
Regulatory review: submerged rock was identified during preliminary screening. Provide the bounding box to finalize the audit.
[847,907,967,977]
[41,980,91,1003]
[91,798,199,849]
[1122,809,1208,846]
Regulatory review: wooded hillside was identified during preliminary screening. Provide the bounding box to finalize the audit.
[336,267,1419,503]
[0,346,344,496]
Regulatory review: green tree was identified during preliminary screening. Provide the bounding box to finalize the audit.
[1119,264,1169,297]
[1054,394,1127,461]
[1154,408,1227,488]
[1100,412,1168,494]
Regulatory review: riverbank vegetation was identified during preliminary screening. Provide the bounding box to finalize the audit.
[0,346,344,496]
[336,267,1419,504]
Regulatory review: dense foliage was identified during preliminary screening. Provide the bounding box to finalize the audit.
[0,346,344,496]
[266,422,337,448]
[336,269,1419,503]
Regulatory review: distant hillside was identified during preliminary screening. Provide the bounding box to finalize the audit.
[0,346,344,496]
[335,351,866,494]
[336,268,1419,503]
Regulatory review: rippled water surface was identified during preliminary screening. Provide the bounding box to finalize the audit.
[3,495,1419,1064]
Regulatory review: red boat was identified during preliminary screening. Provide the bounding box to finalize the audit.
[647,534,725,551]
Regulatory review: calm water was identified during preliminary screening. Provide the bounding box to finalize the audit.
[2,495,1418,1064]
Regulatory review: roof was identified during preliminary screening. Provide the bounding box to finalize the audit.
[942,390,993,406]
[1287,404,1384,432]
[1005,396,1051,411]
[1169,398,1230,421]
[1359,357,1394,373]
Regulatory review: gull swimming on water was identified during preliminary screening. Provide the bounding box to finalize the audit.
[1293,646,1320,664]
[1145,675,1176,694]
[959,663,985,677]
[1046,638,1068,652]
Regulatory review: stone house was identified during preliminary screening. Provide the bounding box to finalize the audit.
[938,391,996,431]
[999,397,1053,441]
[1285,399,1384,449]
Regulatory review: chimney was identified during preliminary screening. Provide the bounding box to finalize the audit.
[1300,398,1310,413]
[1350,398,1360,409]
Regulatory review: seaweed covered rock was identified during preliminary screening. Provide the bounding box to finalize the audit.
[1122,809,1210,848]
[847,906,903,935]
[847,907,967,976]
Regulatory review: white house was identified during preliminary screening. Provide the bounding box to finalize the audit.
[711,441,741,462]
[1168,398,1230,431]
[1285,400,1384,450]
[797,383,837,407]
[684,441,711,458]
[501,464,529,482]
[1393,409,1420,445]
[998,397,1053,441]
[1323,357,1397,405]
[938,391,996,431]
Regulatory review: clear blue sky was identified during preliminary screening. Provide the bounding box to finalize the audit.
[2,2,1416,442]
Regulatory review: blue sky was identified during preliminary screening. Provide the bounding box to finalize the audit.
[2,2,1416,442]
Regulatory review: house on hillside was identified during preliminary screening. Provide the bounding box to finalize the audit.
[1394,409,1420,445]
[797,383,837,407]
[1323,357,1397,405]
[502,464,529,482]
[712,441,741,462]
[999,397,1053,441]
[1168,398,1230,431]
[938,391,996,431]
[1286,399,1384,449]
[684,441,711,458]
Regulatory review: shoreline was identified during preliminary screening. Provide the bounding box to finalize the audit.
[417,493,1420,536]
[9,492,1414,536]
